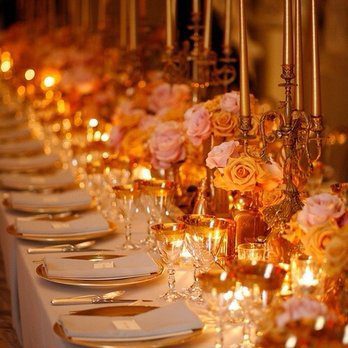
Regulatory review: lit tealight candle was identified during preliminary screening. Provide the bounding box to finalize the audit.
[298,266,319,287]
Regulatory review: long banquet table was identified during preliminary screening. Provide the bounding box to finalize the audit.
[0,197,243,348]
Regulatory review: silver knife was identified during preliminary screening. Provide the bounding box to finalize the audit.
[51,298,139,305]
[27,240,96,254]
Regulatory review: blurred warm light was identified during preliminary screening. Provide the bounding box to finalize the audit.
[43,75,56,88]
[101,133,109,142]
[45,90,54,100]
[57,99,66,114]
[94,130,101,141]
[132,165,152,180]
[1,60,11,73]
[88,118,99,128]
[17,85,26,97]
[24,69,35,81]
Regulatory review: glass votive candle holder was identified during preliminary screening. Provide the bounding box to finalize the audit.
[291,255,322,296]
[237,242,265,262]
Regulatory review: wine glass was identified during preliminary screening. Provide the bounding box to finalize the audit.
[112,184,140,250]
[138,179,176,248]
[231,260,286,348]
[198,270,236,348]
[151,222,185,302]
[179,214,231,302]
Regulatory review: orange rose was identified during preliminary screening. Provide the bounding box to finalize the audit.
[325,227,348,275]
[214,156,266,192]
[211,111,238,137]
[120,128,150,159]
[301,221,338,262]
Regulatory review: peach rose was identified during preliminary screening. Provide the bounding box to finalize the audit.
[120,128,150,159]
[211,111,238,137]
[148,83,172,113]
[297,193,345,231]
[325,227,348,275]
[301,221,338,261]
[109,125,124,150]
[149,121,186,169]
[214,156,266,192]
[220,91,240,114]
[184,105,211,146]
[260,160,283,191]
[276,297,327,328]
[206,140,240,169]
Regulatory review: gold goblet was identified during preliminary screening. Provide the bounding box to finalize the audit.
[151,222,186,302]
[198,269,236,348]
[179,214,231,302]
[112,184,140,250]
[138,179,176,248]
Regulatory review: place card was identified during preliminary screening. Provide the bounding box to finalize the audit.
[30,176,46,184]
[93,261,115,270]
[51,222,70,230]
[112,318,141,331]
[42,196,59,203]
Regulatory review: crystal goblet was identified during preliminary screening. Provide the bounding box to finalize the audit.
[179,214,230,302]
[151,222,186,302]
[112,184,140,250]
[198,270,236,348]
[138,179,176,249]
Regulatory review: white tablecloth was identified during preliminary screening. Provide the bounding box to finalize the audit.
[0,202,243,347]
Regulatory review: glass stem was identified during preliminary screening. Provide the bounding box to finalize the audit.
[192,262,200,290]
[242,316,252,345]
[125,222,132,243]
[167,265,176,294]
[215,308,224,348]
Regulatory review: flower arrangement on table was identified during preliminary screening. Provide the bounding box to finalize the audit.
[284,192,348,276]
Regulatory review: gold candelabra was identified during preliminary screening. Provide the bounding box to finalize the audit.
[238,0,323,232]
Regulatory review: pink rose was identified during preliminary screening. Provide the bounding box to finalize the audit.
[138,115,159,130]
[109,125,124,150]
[220,91,240,114]
[149,121,186,169]
[297,193,345,231]
[184,105,211,146]
[276,297,327,328]
[148,83,172,113]
[206,140,240,169]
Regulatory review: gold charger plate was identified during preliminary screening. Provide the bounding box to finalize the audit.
[7,221,117,243]
[3,196,96,213]
[36,254,164,288]
[53,305,203,347]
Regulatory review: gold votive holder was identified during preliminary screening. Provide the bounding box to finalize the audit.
[237,242,265,262]
[291,255,322,296]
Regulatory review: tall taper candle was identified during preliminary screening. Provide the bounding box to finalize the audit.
[239,0,250,117]
[98,0,107,31]
[224,0,232,54]
[193,0,200,14]
[203,0,212,50]
[129,0,137,50]
[166,0,173,49]
[295,0,303,110]
[172,0,177,44]
[283,0,293,66]
[120,0,127,48]
[311,0,321,116]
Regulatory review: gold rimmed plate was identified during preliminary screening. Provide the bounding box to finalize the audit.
[7,221,117,243]
[53,305,203,347]
[36,254,164,288]
[3,196,96,214]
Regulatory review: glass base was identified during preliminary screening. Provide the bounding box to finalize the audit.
[160,290,183,302]
[181,283,204,304]
[140,235,157,251]
[122,241,140,250]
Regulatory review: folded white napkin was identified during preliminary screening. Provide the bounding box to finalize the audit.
[0,169,75,190]
[0,139,42,155]
[0,127,30,142]
[15,211,109,235]
[59,301,203,340]
[8,189,92,210]
[44,252,159,279]
[0,153,59,171]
